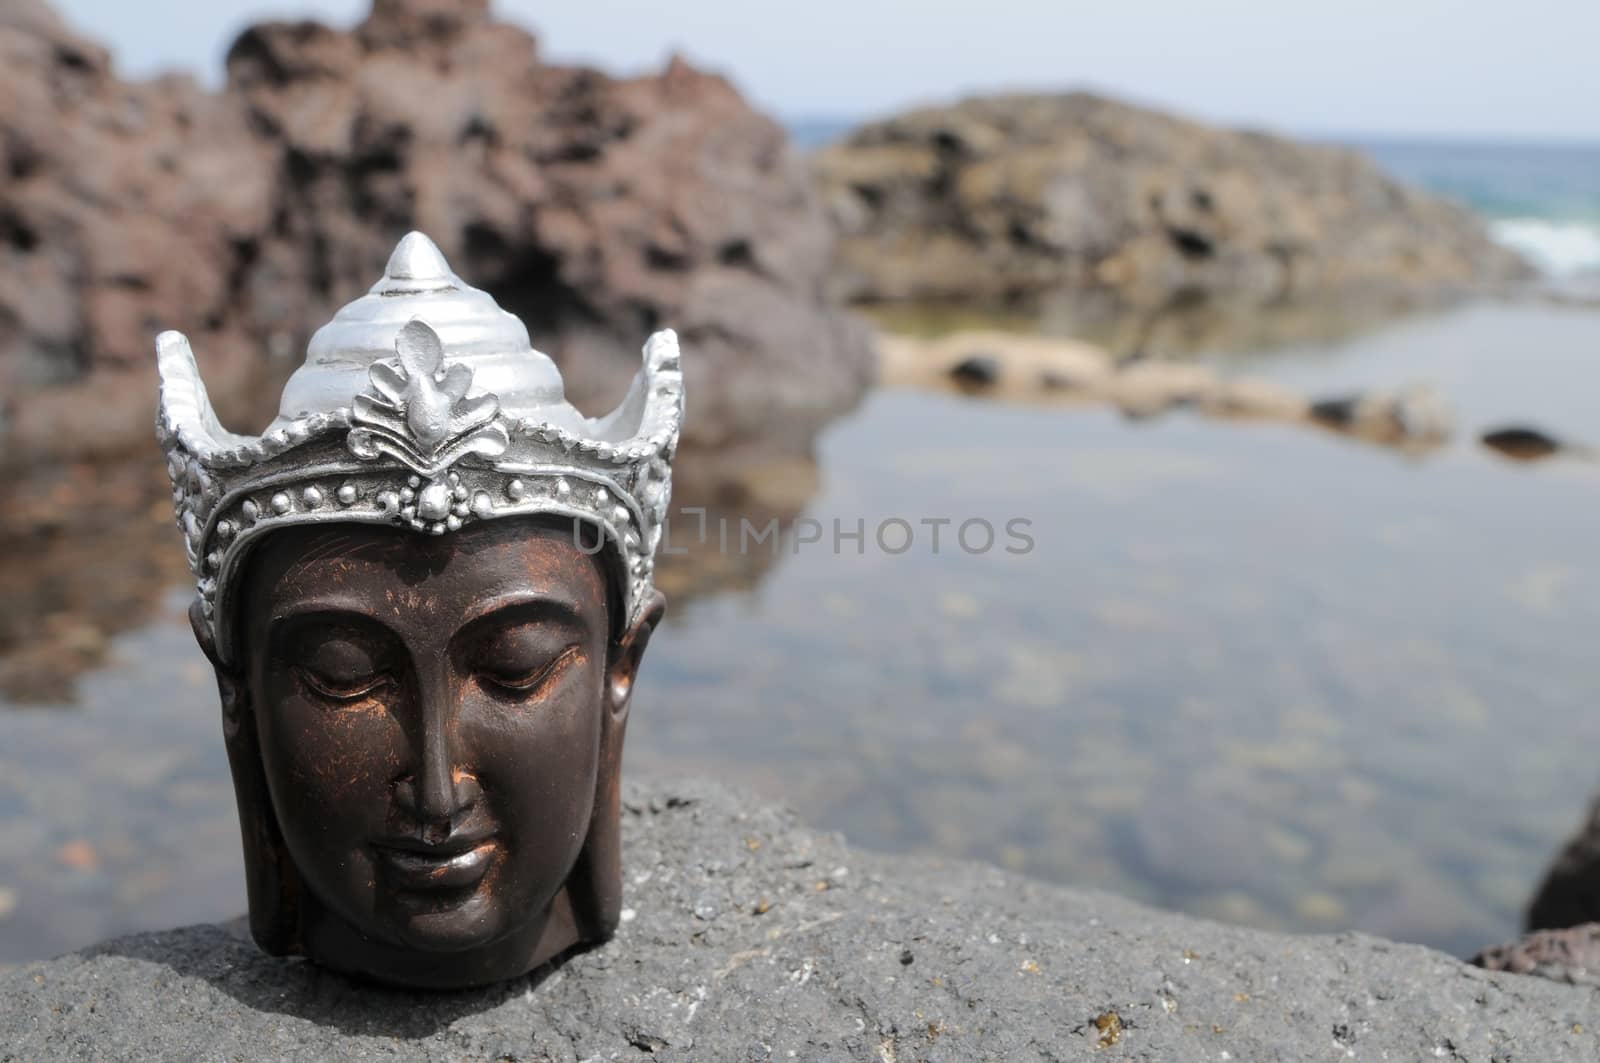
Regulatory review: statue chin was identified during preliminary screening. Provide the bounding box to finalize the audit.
[388,893,506,954]
[296,880,587,988]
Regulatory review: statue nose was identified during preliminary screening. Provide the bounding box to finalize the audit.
[394,669,482,841]
[394,769,483,843]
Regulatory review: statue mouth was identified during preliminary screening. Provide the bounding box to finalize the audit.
[372,834,498,894]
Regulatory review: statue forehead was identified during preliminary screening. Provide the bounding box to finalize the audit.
[243,518,609,625]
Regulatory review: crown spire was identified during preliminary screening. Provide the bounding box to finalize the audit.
[380,231,454,291]
[278,231,563,423]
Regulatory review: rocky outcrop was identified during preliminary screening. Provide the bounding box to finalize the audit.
[2,778,1594,1061]
[815,93,1532,309]
[0,0,275,461]
[0,0,873,464]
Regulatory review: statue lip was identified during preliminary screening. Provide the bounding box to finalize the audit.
[376,826,495,856]
[372,833,498,893]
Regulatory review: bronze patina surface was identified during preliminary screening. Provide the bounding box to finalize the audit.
[196,518,661,987]
[157,232,681,986]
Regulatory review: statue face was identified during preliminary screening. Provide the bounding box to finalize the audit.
[230,517,646,981]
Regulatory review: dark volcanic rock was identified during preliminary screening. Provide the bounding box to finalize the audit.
[948,352,1000,386]
[2,779,1596,1061]
[0,0,873,464]
[1483,426,1565,461]
[1481,425,1595,463]
[815,93,1532,310]
[1527,791,1600,933]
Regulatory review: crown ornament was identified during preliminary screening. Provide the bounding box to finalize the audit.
[157,232,683,665]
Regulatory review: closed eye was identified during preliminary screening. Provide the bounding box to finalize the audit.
[295,667,390,704]
[480,645,581,699]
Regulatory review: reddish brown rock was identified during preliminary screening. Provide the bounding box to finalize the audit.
[0,0,275,461]
[0,0,873,465]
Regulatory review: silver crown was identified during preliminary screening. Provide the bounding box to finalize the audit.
[157,232,682,664]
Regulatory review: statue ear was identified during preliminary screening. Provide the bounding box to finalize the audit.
[570,590,665,944]
[189,599,303,956]
[604,589,666,723]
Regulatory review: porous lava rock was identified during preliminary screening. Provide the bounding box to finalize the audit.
[0,0,873,464]
[3,779,1596,1061]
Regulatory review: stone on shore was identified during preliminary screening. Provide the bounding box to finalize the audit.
[1307,385,1454,449]
[2,779,1595,1061]
[815,93,1533,310]
[1481,425,1597,464]
[876,328,1458,454]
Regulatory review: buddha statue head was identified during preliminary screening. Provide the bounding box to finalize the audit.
[156,233,681,988]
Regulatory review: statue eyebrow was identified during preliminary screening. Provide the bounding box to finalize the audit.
[460,594,589,633]
[264,604,405,644]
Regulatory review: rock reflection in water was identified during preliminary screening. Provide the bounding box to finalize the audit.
[866,288,1435,365]
[655,450,825,603]
[0,461,189,703]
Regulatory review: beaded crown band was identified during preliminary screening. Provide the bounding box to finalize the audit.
[156,232,682,665]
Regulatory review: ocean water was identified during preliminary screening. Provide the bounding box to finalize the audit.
[1356,138,1600,279]
[791,118,1600,282]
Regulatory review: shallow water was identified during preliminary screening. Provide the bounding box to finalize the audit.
[2,300,1597,962]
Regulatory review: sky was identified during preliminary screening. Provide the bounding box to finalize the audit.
[48,0,1600,142]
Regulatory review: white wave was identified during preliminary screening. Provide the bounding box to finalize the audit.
[1489,217,1600,277]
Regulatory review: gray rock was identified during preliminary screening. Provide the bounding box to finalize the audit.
[3,778,1596,1061]
[815,92,1532,310]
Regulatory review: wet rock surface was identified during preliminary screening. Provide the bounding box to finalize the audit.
[0,0,873,463]
[3,779,1596,1061]
[815,93,1532,310]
